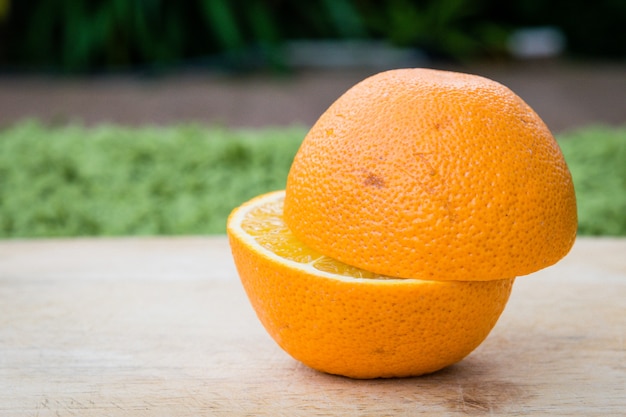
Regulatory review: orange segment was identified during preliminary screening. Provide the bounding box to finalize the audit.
[227,191,515,379]
[241,191,389,276]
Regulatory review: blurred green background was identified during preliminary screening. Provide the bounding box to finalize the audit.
[0,0,625,239]
[1,0,625,73]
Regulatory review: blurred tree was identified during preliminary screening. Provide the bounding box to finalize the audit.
[0,0,623,73]
[358,0,509,60]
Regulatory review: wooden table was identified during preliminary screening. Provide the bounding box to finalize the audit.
[1,236,625,416]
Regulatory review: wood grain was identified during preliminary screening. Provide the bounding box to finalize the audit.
[1,236,625,416]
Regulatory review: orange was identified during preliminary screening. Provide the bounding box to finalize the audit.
[284,68,577,281]
[227,191,515,379]
[228,68,577,379]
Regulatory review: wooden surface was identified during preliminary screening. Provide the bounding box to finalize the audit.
[1,236,625,416]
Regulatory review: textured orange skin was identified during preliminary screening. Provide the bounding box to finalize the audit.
[228,192,515,379]
[284,68,577,281]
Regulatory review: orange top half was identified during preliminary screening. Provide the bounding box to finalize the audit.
[284,68,577,281]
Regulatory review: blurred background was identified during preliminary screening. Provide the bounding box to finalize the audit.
[0,0,624,238]
[1,0,625,130]
[2,0,626,70]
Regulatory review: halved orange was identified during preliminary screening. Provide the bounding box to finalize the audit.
[284,68,577,281]
[228,190,515,379]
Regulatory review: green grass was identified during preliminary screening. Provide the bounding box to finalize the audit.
[0,120,624,238]
[558,126,626,236]
[0,121,306,237]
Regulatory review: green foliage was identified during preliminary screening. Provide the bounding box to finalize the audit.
[558,126,626,236]
[3,0,285,72]
[0,122,624,238]
[359,0,508,59]
[2,0,624,73]
[0,121,306,237]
